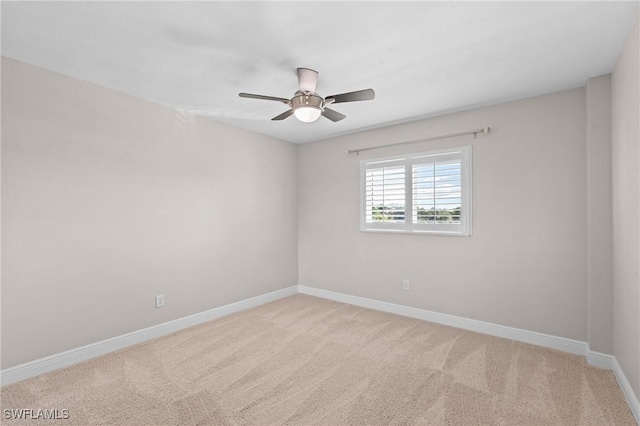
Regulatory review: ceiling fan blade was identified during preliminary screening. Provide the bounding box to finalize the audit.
[321,108,346,122]
[297,68,318,93]
[239,93,290,104]
[325,89,375,104]
[272,109,294,121]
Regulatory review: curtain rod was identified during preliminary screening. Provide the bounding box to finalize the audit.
[345,127,491,155]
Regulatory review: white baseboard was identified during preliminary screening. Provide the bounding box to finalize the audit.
[587,351,640,423]
[586,350,615,369]
[299,285,640,424]
[0,286,297,386]
[298,285,589,355]
[612,356,640,424]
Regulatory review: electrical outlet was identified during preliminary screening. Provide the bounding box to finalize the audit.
[403,280,410,291]
[156,294,165,308]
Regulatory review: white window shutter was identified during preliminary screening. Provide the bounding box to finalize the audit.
[360,147,471,236]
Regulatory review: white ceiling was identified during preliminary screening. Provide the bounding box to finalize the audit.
[2,1,638,143]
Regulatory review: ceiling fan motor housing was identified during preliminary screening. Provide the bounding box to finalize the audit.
[291,92,324,110]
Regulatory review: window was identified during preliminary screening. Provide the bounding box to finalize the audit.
[360,146,472,235]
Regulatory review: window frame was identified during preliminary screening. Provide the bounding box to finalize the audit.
[359,146,472,236]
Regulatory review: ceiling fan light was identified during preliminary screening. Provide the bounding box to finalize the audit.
[291,93,324,123]
[294,106,322,123]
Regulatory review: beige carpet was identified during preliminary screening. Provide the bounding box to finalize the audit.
[1,295,636,425]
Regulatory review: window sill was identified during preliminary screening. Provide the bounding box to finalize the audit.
[360,229,471,237]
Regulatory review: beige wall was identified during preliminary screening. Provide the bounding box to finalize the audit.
[298,88,588,341]
[612,17,640,400]
[1,58,298,368]
[586,75,613,354]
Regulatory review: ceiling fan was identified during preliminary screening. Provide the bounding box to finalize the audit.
[239,68,375,123]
